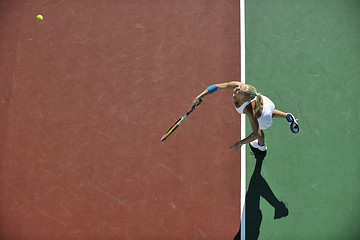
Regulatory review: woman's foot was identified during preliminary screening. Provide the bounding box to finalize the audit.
[274,201,289,219]
[286,113,299,133]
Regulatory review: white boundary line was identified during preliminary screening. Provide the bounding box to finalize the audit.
[240,0,246,239]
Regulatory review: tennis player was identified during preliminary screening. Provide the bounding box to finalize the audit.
[193,81,299,151]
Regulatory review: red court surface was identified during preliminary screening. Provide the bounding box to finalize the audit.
[0,1,241,239]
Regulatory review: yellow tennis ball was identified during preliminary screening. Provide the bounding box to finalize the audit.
[36,15,43,21]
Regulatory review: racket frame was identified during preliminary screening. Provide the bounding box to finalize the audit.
[161,99,202,141]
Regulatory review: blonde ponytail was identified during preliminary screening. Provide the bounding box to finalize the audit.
[243,84,262,113]
[254,93,262,113]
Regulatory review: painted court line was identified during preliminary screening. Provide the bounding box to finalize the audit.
[240,0,246,239]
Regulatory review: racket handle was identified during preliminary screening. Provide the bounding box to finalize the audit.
[195,98,203,107]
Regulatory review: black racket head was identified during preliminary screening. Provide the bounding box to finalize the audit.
[161,99,202,142]
[161,118,182,141]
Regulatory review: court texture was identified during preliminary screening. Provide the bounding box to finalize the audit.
[0,0,359,240]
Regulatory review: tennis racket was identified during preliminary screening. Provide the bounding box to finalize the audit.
[161,99,203,141]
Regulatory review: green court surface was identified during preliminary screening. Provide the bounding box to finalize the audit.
[245,0,360,239]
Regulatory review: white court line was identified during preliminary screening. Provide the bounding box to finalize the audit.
[240,0,246,239]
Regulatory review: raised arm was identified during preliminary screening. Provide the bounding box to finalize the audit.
[193,81,242,104]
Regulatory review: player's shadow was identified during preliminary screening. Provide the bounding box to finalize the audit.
[234,145,288,240]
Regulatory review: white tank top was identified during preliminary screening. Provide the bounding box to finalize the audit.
[233,95,275,130]
[233,95,256,114]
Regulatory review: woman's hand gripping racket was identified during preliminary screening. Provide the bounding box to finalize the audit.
[161,99,203,141]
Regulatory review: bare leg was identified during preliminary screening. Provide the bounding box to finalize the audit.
[272,109,287,118]
[272,109,299,133]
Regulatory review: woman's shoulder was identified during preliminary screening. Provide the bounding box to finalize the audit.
[245,101,255,111]
[244,101,259,116]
